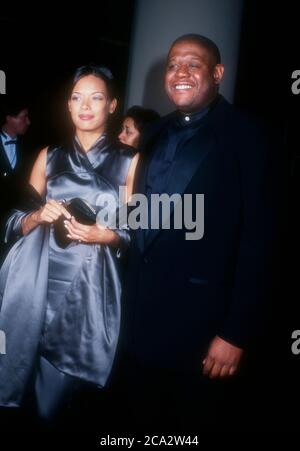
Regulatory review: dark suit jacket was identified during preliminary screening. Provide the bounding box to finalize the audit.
[122,96,282,371]
[0,137,29,251]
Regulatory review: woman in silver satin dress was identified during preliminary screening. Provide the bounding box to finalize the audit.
[0,65,139,420]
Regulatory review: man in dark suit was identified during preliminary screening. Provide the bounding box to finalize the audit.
[0,97,30,251]
[120,34,281,432]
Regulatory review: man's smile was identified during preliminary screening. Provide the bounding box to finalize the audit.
[174,83,193,90]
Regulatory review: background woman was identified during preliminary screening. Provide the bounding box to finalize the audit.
[118,105,160,149]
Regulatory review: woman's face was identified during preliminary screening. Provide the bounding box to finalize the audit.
[68,74,117,133]
[118,117,140,148]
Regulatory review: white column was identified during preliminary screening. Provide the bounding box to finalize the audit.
[126,0,244,115]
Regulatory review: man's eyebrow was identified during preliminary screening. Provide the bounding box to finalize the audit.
[168,54,205,61]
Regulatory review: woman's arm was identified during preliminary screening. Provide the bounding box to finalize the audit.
[21,148,71,236]
[28,147,48,195]
[125,152,140,202]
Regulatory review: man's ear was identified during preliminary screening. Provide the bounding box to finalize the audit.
[213,64,225,85]
[109,98,117,114]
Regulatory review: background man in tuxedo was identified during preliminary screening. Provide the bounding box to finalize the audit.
[0,97,30,253]
[120,34,281,432]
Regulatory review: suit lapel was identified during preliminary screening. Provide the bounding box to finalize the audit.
[134,143,156,252]
[0,139,13,175]
[143,124,215,249]
[134,115,175,253]
[14,139,22,172]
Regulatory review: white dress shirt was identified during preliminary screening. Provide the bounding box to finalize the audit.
[0,131,17,169]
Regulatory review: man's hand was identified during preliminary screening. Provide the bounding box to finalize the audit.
[202,336,244,379]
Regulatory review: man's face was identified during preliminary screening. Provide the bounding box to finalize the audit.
[165,40,224,113]
[7,108,30,135]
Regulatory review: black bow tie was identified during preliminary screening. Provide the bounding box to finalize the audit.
[4,140,17,145]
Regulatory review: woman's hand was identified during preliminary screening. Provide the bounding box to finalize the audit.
[22,199,71,236]
[64,217,120,247]
[32,199,71,225]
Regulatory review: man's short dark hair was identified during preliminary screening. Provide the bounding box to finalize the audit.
[169,33,221,65]
[0,95,29,127]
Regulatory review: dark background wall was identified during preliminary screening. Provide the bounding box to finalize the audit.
[235,2,300,428]
[236,1,299,311]
[0,5,135,152]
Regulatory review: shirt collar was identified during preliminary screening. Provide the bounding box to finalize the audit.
[175,94,221,127]
[1,130,17,143]
[177,106,210,126]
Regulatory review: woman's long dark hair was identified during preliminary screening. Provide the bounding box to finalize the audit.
[70,64,117,100]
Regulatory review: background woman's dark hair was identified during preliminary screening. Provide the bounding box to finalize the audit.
[125,105,160,133]
[71,64,117,99]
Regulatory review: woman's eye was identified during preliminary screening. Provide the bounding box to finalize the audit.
[71,95,81,101]
[92,96,104,101]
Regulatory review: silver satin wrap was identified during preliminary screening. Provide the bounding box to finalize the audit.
[0,136,135,407]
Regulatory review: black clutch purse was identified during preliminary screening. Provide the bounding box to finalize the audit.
[54,198,97,247]
[63,198,97,225]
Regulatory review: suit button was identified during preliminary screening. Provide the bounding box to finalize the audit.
[3,172,7,177]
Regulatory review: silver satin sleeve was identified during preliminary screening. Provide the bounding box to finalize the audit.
[113,226,131,258]
[111,202,131,258]
[4,209,28,244]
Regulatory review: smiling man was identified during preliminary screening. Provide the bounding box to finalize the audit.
[165,35,224,113]
[121,34,280,431]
